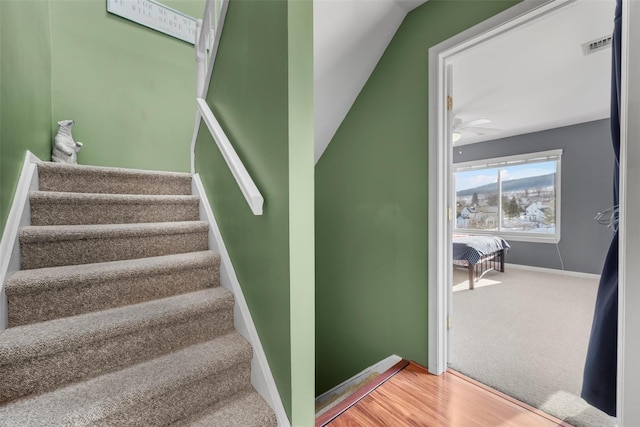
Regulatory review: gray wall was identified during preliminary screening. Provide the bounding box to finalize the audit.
[453,119,615,274]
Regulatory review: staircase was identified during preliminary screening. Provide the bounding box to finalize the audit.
[0,162,277,426]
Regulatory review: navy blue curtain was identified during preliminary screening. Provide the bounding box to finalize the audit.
[581,0,621,417]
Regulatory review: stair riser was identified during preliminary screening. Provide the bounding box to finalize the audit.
[0,164,275,423]
[182,390,278,427]
[0,307,234,404]
[20,231,209,269]
[38,167,192,195]
[97,363,251,426]
[30,200,200,226]
[8,264,219,327]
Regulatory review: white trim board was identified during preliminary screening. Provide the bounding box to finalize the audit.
[202,0,228,100]
[618,0,640,422]
[0,151,41,332]
[191,174,290,427]
[190,0,229,174]
[315,354,402,417]
[190,110,202,174]
[505,263,600,280]
[428,0,576,377]
[453,148,563,170]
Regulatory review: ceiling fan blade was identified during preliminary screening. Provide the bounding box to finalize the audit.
[464,126,501,135]
[458,118,492,128]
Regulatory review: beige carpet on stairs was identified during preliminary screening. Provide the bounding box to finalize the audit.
[0,162,276,426]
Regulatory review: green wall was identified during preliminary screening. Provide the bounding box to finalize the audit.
[288,1,314,425]
[195,0,314,421]
[196,1,316,421]
[49,0,202,172]
[0,0,53,237]
[315,0,519,395]
[0,0,203,238]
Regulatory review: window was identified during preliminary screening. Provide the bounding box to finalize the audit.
[454,149,562,243]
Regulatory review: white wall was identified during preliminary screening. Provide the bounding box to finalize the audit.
[313,0,406,162]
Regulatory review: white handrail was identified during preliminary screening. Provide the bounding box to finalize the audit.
[194,1,211,97]
[196,98,264,215]
[190,0,263,215]
[195,0,228,99]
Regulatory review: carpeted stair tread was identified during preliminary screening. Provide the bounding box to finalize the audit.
[0,287,233,362]
[1,162,278,423]
[6,251,220,326]
[0,333,253,426]
[6,250,219,296]
[30,191,200,225]
[181,389,277,427]
[37,162,192,195]
[0,288,234,404]
[19,221,209,269]
[20,220,209,243]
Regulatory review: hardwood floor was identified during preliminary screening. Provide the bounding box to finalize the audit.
[317,360,573,427]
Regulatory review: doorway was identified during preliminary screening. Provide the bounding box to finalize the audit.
[427,0,640,424]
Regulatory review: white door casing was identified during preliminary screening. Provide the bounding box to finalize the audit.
[445,64,454,361]
[617,0,639,423]
[429,0,639,424]
[428,0,575,375]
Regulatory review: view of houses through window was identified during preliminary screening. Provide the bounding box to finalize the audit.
[454,150,561,241]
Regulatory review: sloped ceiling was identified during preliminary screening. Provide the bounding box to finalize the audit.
[313,0,426,163]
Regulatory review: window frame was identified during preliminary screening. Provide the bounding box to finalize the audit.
[453,149,562,244]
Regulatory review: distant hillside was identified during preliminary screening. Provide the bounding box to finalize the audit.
[457,173,555,197]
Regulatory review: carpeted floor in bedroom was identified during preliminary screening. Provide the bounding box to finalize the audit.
[450,266,615,427]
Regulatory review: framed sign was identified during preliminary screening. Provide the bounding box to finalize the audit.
[107,0,197,44]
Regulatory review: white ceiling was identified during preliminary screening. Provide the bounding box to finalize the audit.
[313,0,616,160]
[313,0,425,162]
[449,0,616,145]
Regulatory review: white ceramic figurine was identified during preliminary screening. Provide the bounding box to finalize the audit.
[52,120,83,164]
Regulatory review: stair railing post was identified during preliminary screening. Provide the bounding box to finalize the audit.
[195,18,205,98]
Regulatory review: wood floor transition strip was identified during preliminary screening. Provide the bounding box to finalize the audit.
[319,360,574,427]
[315,359,410,427]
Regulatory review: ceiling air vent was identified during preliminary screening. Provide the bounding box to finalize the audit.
[582,35,613,55]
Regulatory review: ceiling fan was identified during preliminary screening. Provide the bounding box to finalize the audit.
[452,118,501,143]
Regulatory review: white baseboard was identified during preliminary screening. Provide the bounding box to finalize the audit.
[315,354,402,415]
[0,151,41,332]
[189,111,202,175]
[506,262,601,280]
[0,160,288,422]
[192,174,290,427]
